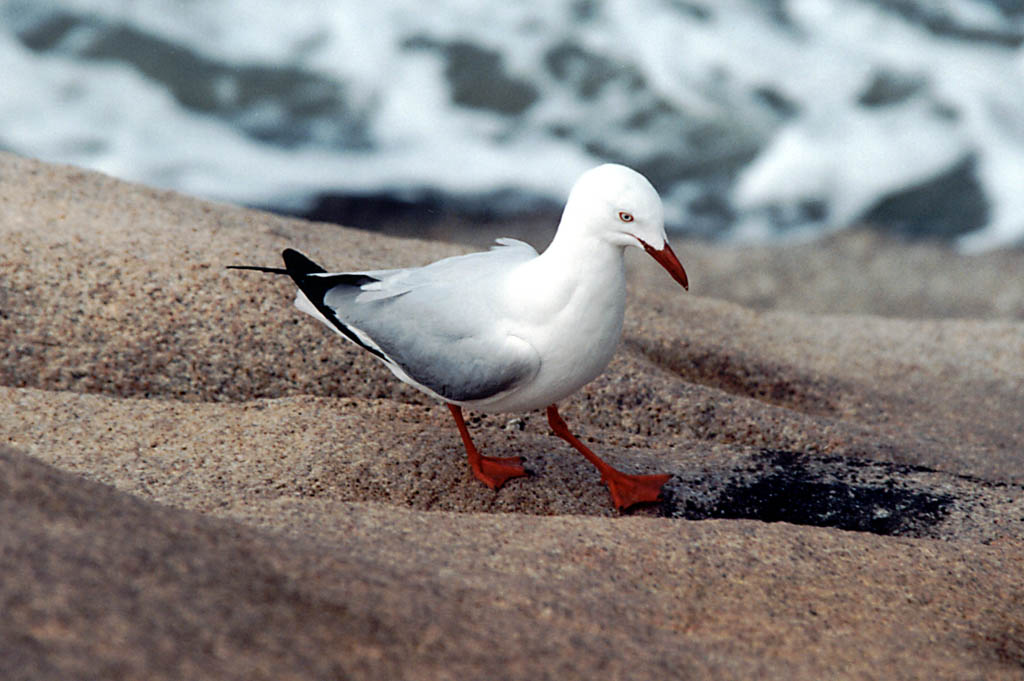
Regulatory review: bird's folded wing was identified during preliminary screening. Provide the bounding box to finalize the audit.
[326,284,540,402]
[314,241,542,402]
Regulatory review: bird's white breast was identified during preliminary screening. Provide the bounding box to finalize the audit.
[467,239,628,413]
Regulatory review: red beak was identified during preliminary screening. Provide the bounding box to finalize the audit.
[641,240,689,290]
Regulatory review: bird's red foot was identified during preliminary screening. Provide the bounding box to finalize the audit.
[471,455,527,490]
[602,471,671,510]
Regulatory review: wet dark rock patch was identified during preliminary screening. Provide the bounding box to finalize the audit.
[662,449,961,537]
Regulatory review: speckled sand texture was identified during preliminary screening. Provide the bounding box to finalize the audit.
[2,152,1023,680]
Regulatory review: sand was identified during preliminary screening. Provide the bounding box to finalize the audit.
[1,151,1023,679]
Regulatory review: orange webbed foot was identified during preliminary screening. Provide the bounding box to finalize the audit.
[472,455,528,490]
[601,471,671,510]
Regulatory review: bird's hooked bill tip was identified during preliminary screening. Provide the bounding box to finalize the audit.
[640,241,689,290]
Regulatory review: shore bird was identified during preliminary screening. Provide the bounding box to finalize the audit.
[230,164,688,509]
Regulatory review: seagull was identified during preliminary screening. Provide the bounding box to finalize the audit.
[229,164,688,509]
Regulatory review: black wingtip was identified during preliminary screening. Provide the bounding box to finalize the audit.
[226,250,327,279]
[277,249,388,362]
[282,248,327,277]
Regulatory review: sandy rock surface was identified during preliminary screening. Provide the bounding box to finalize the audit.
[2,152,1023,679]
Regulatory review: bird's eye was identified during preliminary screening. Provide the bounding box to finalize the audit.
[618,211,634,223]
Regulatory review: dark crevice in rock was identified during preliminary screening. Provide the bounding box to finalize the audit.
[660,449,958,537]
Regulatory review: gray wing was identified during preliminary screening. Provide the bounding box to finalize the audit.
[299,241,541,402]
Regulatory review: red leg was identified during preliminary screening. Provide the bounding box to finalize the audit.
[447,404,527,490]
[546,404,670,510]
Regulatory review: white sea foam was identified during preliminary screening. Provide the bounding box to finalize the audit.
[2,0,1023,249]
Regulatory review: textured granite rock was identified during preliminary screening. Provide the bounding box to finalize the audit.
[1,151,1023,680]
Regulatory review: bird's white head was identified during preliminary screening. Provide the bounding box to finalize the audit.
[561,163,688,289]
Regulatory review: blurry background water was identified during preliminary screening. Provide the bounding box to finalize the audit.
[3,0,1024,250]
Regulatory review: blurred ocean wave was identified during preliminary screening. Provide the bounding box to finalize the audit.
[2,0,1023,249]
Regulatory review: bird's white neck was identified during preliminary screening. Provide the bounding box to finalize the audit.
[540,227,626,285]
[543,212,629,265]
